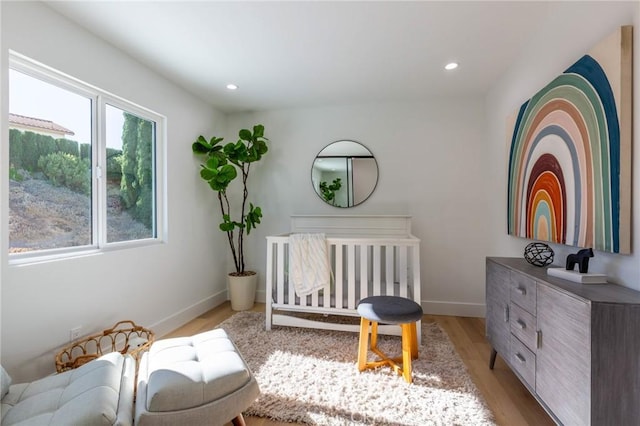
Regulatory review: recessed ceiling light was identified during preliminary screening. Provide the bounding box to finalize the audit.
[445,62,459,71]
[226,83,238,90]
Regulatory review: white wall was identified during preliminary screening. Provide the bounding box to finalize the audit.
[230,1,640,320]
[0,2,229,382]
[2,0,637,383]
[228,99,491,317]
[486,2,640,288]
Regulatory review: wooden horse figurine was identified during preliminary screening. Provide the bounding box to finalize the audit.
[566,248,594,273]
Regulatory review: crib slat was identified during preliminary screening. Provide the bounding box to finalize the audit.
[360,244,368,301]
[277,242,285,305]
[335,244,343,308]
[324,244,332,309]
[266,240,274,303]
[286,242,296,306]
[386,245,394,296]
[347,244,356,310]
[266,239,274,330]
[412,244,422,345]
[412,244,421,304]
[399,245,408,298]
[373,245,381,296]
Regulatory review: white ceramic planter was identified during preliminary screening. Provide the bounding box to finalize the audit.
[228,272,257,311]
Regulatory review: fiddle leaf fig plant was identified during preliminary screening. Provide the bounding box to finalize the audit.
[192,124,268,275]
[320,177,342,206]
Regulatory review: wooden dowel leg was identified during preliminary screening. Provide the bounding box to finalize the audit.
[231,413,246,426]
[358,318,370,371]
[410,322,419,359]
[401,323,413,383]
[370,321,379,351]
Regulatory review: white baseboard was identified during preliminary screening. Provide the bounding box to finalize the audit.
[421,300,486,318]
[149,290,228,337]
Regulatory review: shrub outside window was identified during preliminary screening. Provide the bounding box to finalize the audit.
[8,52,164,261]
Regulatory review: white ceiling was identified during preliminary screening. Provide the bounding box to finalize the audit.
[45,1,553,113]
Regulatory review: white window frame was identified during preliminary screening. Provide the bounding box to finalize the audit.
[8,51,166,265]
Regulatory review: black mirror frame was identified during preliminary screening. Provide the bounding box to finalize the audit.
[310,140,378,208]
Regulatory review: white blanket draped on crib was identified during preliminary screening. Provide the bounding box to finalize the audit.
[288,233,330,297]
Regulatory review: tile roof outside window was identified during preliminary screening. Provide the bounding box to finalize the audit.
[9,112,75,136]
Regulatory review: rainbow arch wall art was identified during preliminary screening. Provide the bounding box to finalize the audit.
[507,26,632,254]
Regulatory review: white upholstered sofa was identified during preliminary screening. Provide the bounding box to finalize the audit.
[1,329,259,426]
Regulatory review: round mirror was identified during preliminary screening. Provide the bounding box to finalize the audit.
[311,140,378,208]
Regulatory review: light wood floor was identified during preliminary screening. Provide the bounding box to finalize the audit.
[164,303,554,426]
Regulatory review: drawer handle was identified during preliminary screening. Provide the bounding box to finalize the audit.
[504,305,510,322]
[537,330,542,349]
[516,319,526,329]
[515,286,526,295]
[515,352,526,363]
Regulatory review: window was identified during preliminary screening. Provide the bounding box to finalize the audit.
[8,52,164,260]
[105,104,156,243]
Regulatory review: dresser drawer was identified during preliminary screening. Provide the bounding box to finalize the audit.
[510,334,536,389]
[510,303,537,352]
[510,272,537,314]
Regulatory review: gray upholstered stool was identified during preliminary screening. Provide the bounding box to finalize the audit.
[357,295,423,383]
[135,328,259,426]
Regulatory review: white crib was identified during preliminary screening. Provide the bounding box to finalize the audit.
[265,215,421,341]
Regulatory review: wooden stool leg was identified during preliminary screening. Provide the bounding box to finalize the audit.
[231,413,246,426]
[358,317,370,371]
[370,321,379,351]
[410,322,419,359]
[401,323,413,383]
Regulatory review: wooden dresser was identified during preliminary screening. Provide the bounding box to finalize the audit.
[486,257,640,425]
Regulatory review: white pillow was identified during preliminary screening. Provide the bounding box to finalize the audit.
[1,365,11,399]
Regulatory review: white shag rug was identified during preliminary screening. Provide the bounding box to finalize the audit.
[218,312,495,425]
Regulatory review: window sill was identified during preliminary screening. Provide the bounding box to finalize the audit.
[8,238,163,267]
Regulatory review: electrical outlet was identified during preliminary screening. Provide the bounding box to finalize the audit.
[70,327,82,342]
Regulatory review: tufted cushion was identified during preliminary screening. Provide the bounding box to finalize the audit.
[0,366,10,400]
[357,295,423,324]
[144,328,252,412]
[0,352,134,426]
